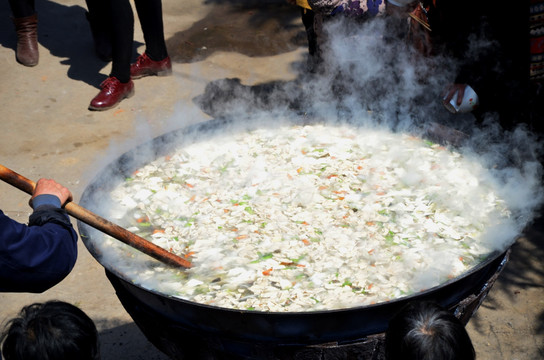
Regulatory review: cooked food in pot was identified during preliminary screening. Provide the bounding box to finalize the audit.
[103,123,511,312]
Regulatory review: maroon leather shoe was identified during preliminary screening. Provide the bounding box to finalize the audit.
[130,53,172,79]
[88,77,134,111]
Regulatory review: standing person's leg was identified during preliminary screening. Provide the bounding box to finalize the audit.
[301,8,316,57]
[84,0,113,61]
[8,0,38,66]
[130,0,172,79]
[89,0,135,111]
[8,0,34,17]
[109,0,134,84]
[300,7,322,72]
[134,0,168,60]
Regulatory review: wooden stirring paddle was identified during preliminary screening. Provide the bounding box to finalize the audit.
[0,164,192,269]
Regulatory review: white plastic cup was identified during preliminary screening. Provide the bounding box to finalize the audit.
[443,85,479,114]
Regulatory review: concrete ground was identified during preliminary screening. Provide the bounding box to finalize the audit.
[0,0,543,359]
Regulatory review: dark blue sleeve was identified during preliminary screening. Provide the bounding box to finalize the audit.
[0,207,78,293]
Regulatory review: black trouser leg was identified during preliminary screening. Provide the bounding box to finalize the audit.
[85,0,113,61]
[134,0,168,61]
[301,8,316,57]
[8,0,35,18]
[109,0,133,83]
[84,0,109,18]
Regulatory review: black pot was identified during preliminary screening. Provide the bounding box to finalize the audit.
[78,118,511,359]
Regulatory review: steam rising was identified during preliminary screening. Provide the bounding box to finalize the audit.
[80,15,543,309]
[194,16,544,227]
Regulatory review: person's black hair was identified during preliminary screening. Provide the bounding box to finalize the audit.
[0,301,99,360]
[385,300,476,360]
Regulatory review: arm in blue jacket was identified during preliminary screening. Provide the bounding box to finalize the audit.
[0,194,78,293]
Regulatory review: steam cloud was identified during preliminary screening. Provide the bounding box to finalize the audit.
[194,15,544,234]
[80,14,543,304]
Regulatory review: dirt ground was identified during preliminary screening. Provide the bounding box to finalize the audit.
[0,1,543,359]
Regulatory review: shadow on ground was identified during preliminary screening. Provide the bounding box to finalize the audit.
[0,0,301,87]
[96,320,169,360]
[166,0,307,63]
[0,0,142,89]
[470,208,544,355]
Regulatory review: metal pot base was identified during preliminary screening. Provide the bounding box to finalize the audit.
[106,249,509,360]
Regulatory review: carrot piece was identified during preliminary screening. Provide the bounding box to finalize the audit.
[262,268,273,276]
[152,229,165,234]
[302,239,310,245]
[185,251,195,258]
[236,234,248,240]
[186,183,194,188]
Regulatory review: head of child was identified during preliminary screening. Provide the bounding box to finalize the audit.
[385,300,476,360]
[1,301,99,360]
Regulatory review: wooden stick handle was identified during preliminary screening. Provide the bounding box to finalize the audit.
[0,164,191,269]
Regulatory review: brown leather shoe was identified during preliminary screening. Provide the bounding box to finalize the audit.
[130,53,172,79]
[12,14,39,67]
[89,77,134,111]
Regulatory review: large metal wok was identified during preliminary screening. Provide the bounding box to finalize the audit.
[78,118,511,359]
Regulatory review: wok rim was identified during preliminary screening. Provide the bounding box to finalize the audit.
[78,117,512,318]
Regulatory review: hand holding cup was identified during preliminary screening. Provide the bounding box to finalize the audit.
[443,84,479,114]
